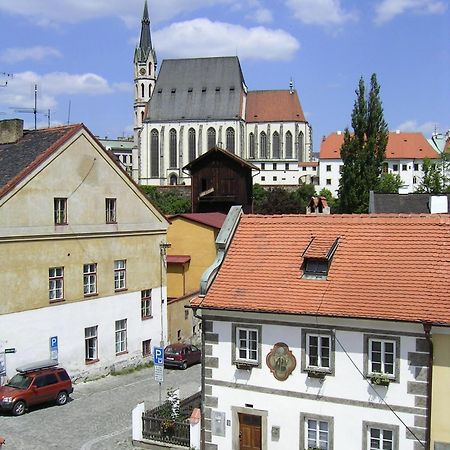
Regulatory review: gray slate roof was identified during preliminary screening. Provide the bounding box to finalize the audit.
[369,192,450,213]
[135,0,153,63]
[146,57,245,122]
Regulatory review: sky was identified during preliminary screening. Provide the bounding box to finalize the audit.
[0,0,448,151]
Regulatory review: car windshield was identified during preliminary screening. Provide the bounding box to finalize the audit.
[165,346,182,355]
[6,373,32,389]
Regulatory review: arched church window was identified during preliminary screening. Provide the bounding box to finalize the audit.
[169,129,177,168]
[285,131,293,159]
[188,128,196,162]
[272,132,280,159]
[149,85,152,98]
[207,127,216,150]
[226,127,235,153]
[298,131,304,162]
[141,83,145,98]
[150,129,159,177]
[260,132,267,159]
[169,173,178,185]
[249,133,255,159]
[149,62,152,75]
[141,111,144,123]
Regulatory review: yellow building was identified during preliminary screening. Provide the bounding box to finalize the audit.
[166,213,225,343]
[0,119,168,380]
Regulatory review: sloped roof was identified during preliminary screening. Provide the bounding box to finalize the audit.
[320,132,438,160]
[0,124,82,198]
[370,193,450,213]
[246,90,306,123]
[146,57,245,121]
[167,255,191,264]
[168,212,226,229]
[198,214,450,325]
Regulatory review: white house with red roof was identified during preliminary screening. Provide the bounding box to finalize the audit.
[193,207,450,450]
[319,131,439,196]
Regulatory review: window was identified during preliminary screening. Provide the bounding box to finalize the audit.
[298,131,304,161]
[302,166,307,172]
[362,422,398,450]
[260,132,267,158]
[226,127,235,153]
[414,163,419,171]
[261,176,265,181]
[114,260,126,291]
[85,326,98,362]
[105,198,116,223]
[300,414,333,450]
[49,267,64,301]
[285,163,289,170]
[272,131,280,158]
[171,88,176,94]
[177,330,181,341]
[285,131,293,159]
[249,133,255,159]
[188,128,196,162]
[207,127,216,150]
[54,198,67,225]
[402,164,407,171]
[365,335,400,381]
[150,129,159,177]
[141,289,152,319]
[392,164,398,171]
[413,176,417,184]
[307,334,330,369]
[184,309,189,320]
[188,87,193,93]
[326,165,331,172]
[141,83,144,98]
[273,163,277,170]
[34,373,58,387]
[115,319,127,354]
[382,163,388,173]
[261,163,265,170]
[273,176,277,181]
[339,165,344,174]
[142,339,151,357]
[326,179,332,185]
[169,128,177,168]
[303,258,329,279]
[232,324,262,366]
[83,263,97,296]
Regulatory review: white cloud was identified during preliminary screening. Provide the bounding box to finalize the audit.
[0,46,62,64]
[154,18,299,60]
[396,119,439,136]
[375,0,447,24]
[252,8,273,23]
[285,0,357,26]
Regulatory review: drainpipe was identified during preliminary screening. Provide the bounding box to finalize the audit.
[423,322,433,450]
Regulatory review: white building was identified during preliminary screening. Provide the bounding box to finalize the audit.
[99,136,134,175]
[319,131,439,196]
[193,207,446,450]
[133,2,312,186]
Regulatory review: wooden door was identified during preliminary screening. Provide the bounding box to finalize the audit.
[238,413,262,450]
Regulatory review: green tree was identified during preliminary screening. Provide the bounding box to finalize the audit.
[415,158,443,194]
[319,187,339,212]
[338,74,388,213]
[140,185,191,214]
[375,173,403,193]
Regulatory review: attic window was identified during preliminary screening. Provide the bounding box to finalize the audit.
[215,87,220,92]
[304,259,329,279]
[230,86,235,91]
[188,88,193,93]
[171,88,176,94]
[202,87,207,93]
[301,237,339,280]
[157,88,162,94]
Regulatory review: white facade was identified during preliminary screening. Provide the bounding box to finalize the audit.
[202,310,427,450]
[0,289,167,381]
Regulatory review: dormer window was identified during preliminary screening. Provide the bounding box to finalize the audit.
[304,258,329,279]
[188,87,193,93]
[301,237,339,280]
[171,88,176,94]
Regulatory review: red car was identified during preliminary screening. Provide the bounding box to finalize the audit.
[164,343,201,370]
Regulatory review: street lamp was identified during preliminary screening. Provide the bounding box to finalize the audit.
[159,242,171,347]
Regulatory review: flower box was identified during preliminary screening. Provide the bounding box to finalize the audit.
[306,369,327,379]
[235,362,255,370]
[370,373,391,386]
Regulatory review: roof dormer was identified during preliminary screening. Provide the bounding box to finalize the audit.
[301,236,339,279]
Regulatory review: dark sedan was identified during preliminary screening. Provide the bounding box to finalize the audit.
[164,343,201,370]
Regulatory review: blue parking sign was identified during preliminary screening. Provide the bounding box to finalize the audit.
[153,346,164,365]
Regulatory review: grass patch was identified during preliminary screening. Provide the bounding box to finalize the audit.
[110,361,154,376]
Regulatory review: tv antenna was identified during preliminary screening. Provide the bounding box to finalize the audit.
[10,84,51,129]
[0,72,13,87]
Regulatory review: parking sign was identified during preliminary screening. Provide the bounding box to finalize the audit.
[153,346,164,365]
[50,336,58,361]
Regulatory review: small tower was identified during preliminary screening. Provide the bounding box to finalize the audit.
[133,0,156,149]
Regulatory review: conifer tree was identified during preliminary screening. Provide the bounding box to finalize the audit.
[339,74,388,213]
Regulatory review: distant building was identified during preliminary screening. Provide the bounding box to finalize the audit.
[99,136,134,175]
[369,192,450,213]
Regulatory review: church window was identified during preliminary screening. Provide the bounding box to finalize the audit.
[169,174,178,185]
[272,132,280,159]
[150,129,159,178]
[148,62,152,74]
[285,131,293,159]
[226,128,235,154]
[207,127,216,150]
[141,83,144,98]
[149,85,152,97]
[136,84,139,97]
[249,133,255,159]
[260,132,268,159]
[188,128,196,162]
[169,129,177,168]
[141,111,144,123]
[298,131,304,162]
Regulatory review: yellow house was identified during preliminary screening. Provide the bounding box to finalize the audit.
[0,119,168,380]
[166,213,225,343]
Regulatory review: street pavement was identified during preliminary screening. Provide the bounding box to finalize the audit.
[0,364,201,450]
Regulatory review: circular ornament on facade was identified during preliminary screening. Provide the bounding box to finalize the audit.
[266,342,296,381]
[139,67,146,75]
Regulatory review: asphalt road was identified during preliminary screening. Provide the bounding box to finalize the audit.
[0,364,201,450]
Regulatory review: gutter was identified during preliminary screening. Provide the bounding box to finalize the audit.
[423,322,433,450]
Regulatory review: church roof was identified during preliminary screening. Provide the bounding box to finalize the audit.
[146,56,246,122]
[135,0,153,63]
[246,90,306,123]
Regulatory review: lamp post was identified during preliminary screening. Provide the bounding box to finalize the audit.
[159,242,171,347]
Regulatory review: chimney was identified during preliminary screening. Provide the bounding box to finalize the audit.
[395,129,400,134]
[0,119,24,144]
[336,130,342,135]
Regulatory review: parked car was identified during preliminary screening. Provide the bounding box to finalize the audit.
[0,360,73,416]
[164,343,201,370]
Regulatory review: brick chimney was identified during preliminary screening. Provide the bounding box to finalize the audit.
[0,119,24,144]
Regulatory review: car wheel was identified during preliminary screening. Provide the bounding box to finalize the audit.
[181,361,188,370]
[56,391,68,406]
[12,400,26,416]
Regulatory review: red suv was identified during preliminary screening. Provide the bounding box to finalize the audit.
[0,360,73,416]
[164,343,201,370]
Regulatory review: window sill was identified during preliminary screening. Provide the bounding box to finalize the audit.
[235,361,258,370]
[85,359,99,365]
[141,315,153,321]
[49,298,65,304]
[305,368,331,379]
[116,351,128,356]
[84,293,98,298]
[106,221,117,224]
[114,288,128,293]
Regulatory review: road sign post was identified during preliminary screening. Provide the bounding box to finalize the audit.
[153,346,164,405]
[49,336,58,361]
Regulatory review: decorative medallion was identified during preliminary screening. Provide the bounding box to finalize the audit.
[139,67,146,75]
[266,342,296,381]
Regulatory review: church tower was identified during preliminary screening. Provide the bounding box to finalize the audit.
[133,1,156,180]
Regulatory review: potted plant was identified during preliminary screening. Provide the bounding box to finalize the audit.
[370,372,390,386]
[306,368,327,379]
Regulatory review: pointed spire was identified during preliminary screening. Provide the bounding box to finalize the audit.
[137,0,152,62]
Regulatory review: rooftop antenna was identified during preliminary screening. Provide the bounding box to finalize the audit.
[0,72,13,87]
[11,84,50,130]
[67,100,71,125]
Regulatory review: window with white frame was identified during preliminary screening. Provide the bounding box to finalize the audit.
[236,327,258,363]
[83,263,97,295]
[306,334,330,370]
[369,338,395,377]
[362,422,398,450]
[115,319,127,354]
[141,289,152,319]
[306,418,329,450]
[54,198,67,225]
[105,198,117,223]
[114,260,126,290]
[49,267,64,301]
[85,326,98,362]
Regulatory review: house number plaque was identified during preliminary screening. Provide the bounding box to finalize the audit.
[266,342,296,381]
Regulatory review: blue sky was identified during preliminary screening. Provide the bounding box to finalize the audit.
[0,0,448,149]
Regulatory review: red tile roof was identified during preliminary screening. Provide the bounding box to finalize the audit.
[167,255,191,264]
[298,161,319,167]
[246,90,306,123]
[197,214,450,325]
[320,132,438,160]
[168,212,226,229]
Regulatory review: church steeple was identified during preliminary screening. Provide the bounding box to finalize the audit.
[135,0,154,63]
